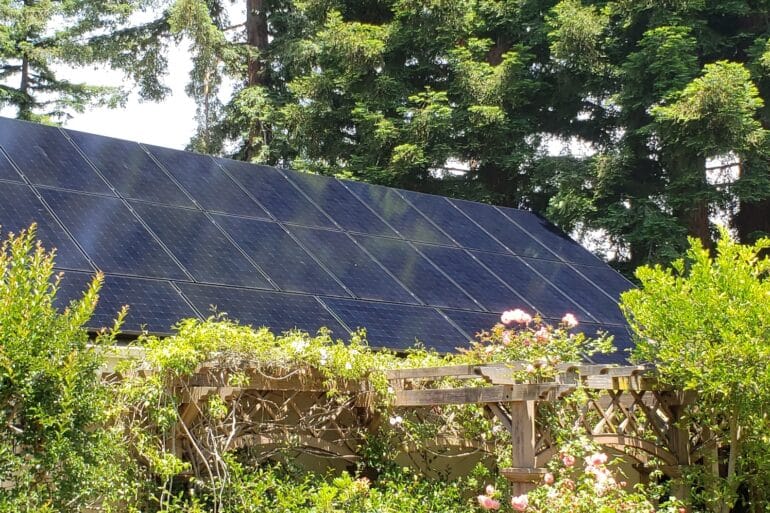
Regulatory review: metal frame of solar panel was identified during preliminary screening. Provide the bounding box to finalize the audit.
[0,117,635,362]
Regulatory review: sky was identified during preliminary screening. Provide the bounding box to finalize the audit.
[61,43,198,150]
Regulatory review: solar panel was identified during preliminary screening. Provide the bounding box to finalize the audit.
[56,271,199,334]
[66,130,194,208]
[281,171,398,236]
[146,145,272,218]
[130,203,272,289]
[214,215,349,296]
[401,190,508,253]
[0,117,635,363]
[0,151,22,182]
[573,264,635,303]
[498,206,603,266]
[219,159,336,228]
[580,324,635,364]
[177,283,348,335]
[40,189,188,279]
[450,198,557,260]
[287,225,418,304]
[0,118,112,194]
[416,243,529,313]
[440,309,502,340]
[472,251,589,320]
[343,180,453,245]
[321,298,466,352]
[525,258,625,325]
[0,183,92,271]
[354,235,478,309]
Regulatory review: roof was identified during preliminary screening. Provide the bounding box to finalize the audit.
[0,116,634,361]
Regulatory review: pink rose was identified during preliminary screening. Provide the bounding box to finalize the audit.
[561,454,576,467]
[561,313,578,328]
[502,331,512,345]
[501,309,532,325]
[510,494,528,511]
[477,495,500,510]
[585,452,608,467]
[534,327,550,342]
[543,472,554,485]
[562,478,575,490]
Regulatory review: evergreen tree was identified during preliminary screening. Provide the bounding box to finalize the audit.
[0,0,172,123]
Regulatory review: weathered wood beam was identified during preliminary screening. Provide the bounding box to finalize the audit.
[394,384,574,406]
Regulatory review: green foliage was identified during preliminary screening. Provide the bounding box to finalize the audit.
[0,226,132,511]
[623,231,770,511]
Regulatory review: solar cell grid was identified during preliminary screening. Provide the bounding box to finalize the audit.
[450,198,557,260]
[67,130,193,208]
[401,190,508,253]
[56,271,199,333]
[580,324,634,364]
[498,206,603,266]
[41,189,187,279]
[440,309,501,340]
[416,243,527,313]
[0,118,112,194]
[287,225,418,304]
[0,151,21,182]
[354,235,478,309]
[0,183,92,271]
[573,264,635,303]
[321,298,464,352]
[214,215,349,296]
[146,145,271,218]
[177,283,348,335]
[130,203,272,289]
[525,258,625,325]
[282,171,398,237]
[343,180,453,245]
[220,160,336,228]
[473,251,588,320]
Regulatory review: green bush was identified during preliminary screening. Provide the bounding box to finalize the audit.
[0,226,133,512]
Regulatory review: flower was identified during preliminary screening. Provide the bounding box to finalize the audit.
[543,472,554,485]
[501,309,532,325]
[485,484,495,496]
[561,454,576,467]
[561,313,578,328]
[389,415,403,426]
[291,339,308,352]
[502,330,512,345]
[510,494,528,511]
[525,364,536,374]
[345,361,353,370]
[477,495,500,510]
[585,452,608,467]
[534,327,550,342]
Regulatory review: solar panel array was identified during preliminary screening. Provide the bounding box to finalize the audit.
[0,117,635,361]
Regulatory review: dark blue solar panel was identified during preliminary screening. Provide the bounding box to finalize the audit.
[146,145,271,218]
[0,183,92,271]
[0,118,112,194]
[214,215,348,296]
[472,251,587,320]
[574,264,635,302]
[416,243,529,312]
[525,258,625,325]
[401,190,508,253]
[177,283,348,335]
[56,271,199,334]
[66,130,193,207]
[288,225,418,304]
[343,180,453,245]
[282,171,398,236]
[41,189,187,279]
[130,203,271,289]
[451,199,557,260]
[322,298,466,352]
[354,235,478,309]
[219,160,336,228]
[579,324,634,364]
[498,206,603,266]
[440,309,502,340]
[0,151,22,182]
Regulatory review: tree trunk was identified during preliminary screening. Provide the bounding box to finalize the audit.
[244,0,271,161]
[18,55,31,120]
